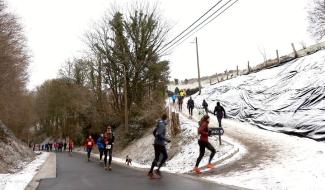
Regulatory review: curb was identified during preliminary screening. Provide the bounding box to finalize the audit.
[25,152,56,190]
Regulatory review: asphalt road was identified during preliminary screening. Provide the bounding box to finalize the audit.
[37,152,238,190]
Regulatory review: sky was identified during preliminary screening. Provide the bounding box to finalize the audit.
[7,0,314,90]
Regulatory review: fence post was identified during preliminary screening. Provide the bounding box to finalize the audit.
[225,70,228,80]
[276,50,280,64]
[247,61,250,73]
[209,77,212,85]
[291,43,298,58]
[216,73,219,83]
[171,112,180,137]
[237,65,239,76]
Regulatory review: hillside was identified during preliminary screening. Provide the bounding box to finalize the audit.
[0,121,35,173]
[190,49,325,140]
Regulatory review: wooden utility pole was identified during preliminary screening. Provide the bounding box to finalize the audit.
[276,50,280,64]
[216,73,219,83]
[247,61,250,73]
[195,37,202,95]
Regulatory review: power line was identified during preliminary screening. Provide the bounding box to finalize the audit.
[160,0,239,55]
[160,0,234,54]
[162,0,239,55]
[160,0,223,51]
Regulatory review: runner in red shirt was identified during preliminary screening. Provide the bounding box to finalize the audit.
[193,115,216,174]
[84,135,95,161]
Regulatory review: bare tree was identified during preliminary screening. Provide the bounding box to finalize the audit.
[307,0,325,40]
[0,0,32,139]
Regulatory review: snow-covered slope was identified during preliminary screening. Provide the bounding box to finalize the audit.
[0,121,35,173]
[115,113,239,173]
[192,49,325,140]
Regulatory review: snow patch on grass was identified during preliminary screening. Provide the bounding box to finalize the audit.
[0,152,49,190]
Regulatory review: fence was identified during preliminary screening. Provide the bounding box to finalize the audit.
[174,41,325,86]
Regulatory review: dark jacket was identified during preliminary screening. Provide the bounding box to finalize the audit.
[153,120,170,146]
[213,105,226,118]
[178,96,183,104]
[202,100,208,108]
[187,99,194,108]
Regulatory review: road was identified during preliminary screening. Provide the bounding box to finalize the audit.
[38,152,238,190]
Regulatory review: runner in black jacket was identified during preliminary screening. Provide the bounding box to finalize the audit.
[202,100,208,114]
[187,97,194,117]
[213,102,226,128]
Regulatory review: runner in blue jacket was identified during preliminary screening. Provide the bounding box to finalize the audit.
[96,134,105,160]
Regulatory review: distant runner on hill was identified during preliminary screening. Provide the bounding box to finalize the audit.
[202,100,209,114]
[178,96,183,112]
[213,102,226,128]
[172,94,177,105]
[187,97,195,118]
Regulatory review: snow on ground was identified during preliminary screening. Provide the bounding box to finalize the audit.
[114,110,239,174]
[204,119,325,190]
[0,152,49,190]
[177,95,325,189]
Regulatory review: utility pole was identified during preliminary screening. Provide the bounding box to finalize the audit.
[195,37,202,95]
[123,65,128,133]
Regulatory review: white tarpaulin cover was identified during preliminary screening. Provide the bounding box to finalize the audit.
[193,49,325,140]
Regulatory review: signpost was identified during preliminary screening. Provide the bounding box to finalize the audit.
[209,127,224,145]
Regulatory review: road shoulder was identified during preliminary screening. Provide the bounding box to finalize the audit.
[25,152,56,190]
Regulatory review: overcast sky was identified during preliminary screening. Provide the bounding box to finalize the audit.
[7,0,314,89]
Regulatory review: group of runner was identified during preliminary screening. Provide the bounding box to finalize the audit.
[84,125,115,171]
[37,139,74,153]
[70,91,226,178]
[146,90,227,178]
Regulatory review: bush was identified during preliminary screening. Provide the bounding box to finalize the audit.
[0,127,6,142]
[186,87,200,96]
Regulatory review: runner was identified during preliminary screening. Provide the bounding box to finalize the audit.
[187,96,194,118]
[202,99,209,115]
[193,115,216,174]
[172,94,177,105]
[96,133,105,160]
[125,155,132,165]
[213,102,226,128]
[103,126,115,171]
[63,141,67,151]
[68,139,74,155]
[84,135,95,161]
[178,96,183,112]
[148,114,171,179]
